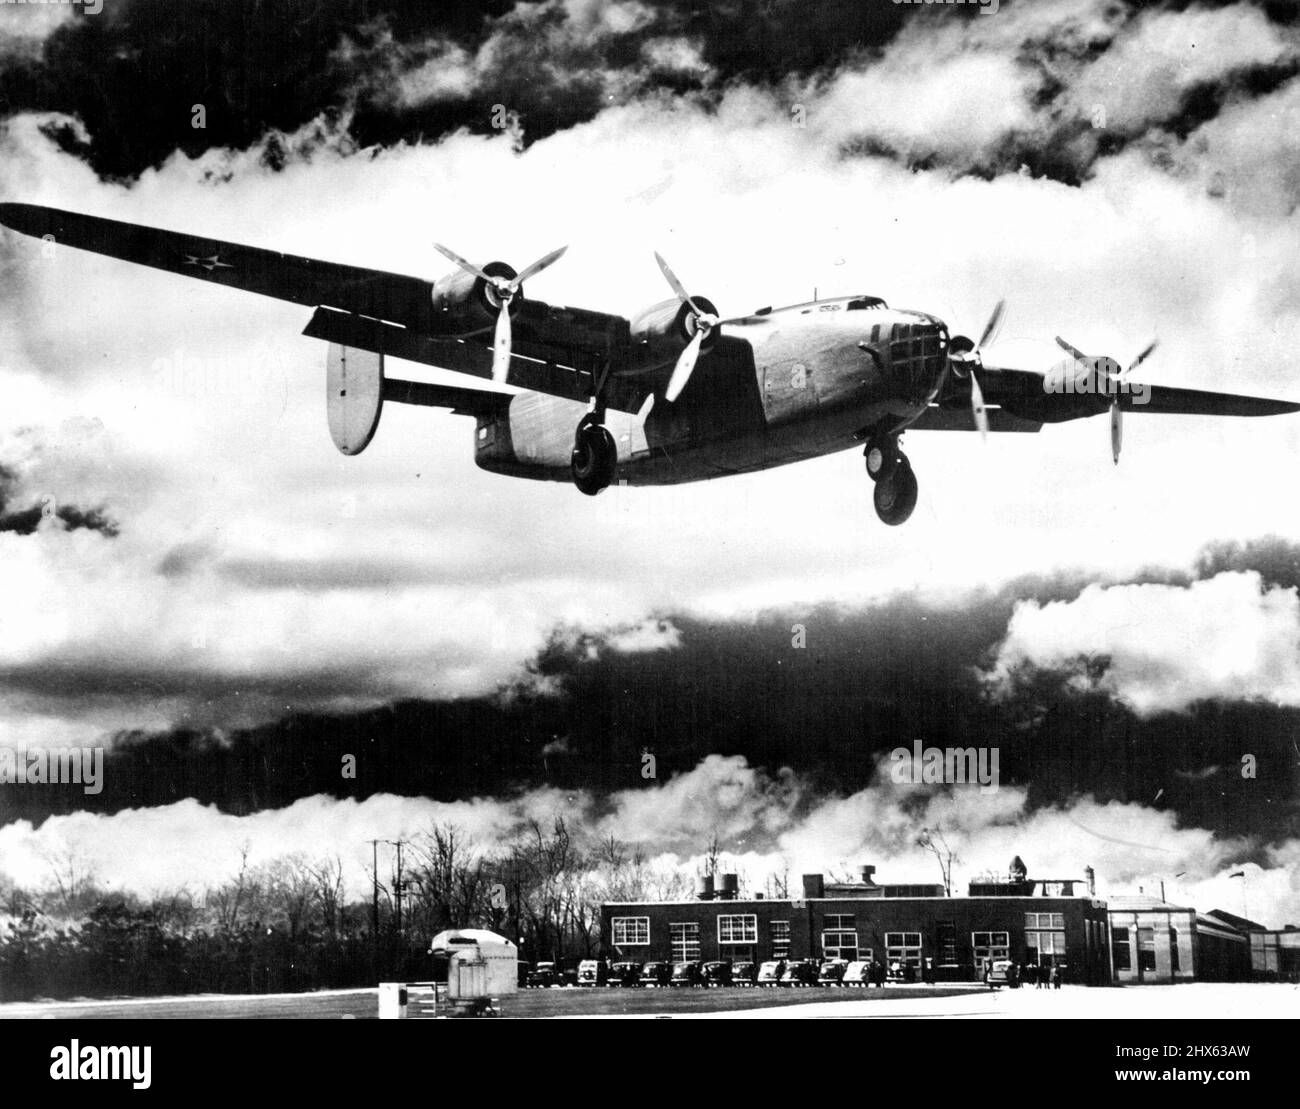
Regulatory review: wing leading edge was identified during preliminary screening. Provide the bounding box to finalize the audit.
[924,365,1300,429]
[0,202,655,414]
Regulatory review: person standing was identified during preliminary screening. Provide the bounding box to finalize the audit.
[1051,963,1062,990]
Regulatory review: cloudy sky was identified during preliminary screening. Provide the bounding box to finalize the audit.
[1,0,1299,926]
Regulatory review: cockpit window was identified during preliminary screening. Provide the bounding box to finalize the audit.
[847,297,887,310]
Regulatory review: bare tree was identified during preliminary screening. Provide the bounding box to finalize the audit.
[916,827,960,897]
[307,855,345,937]
[37,844,97,917]
[264,855,316,940]
[208,842,262,935]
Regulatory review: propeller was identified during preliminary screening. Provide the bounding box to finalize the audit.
[434,242,568,384]
[653,252,747,402]
[947,300,1006,441]
[1054,335,1159,464]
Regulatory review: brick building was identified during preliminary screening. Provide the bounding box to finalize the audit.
[601,862,1112,985]
[1104,895,1250,983]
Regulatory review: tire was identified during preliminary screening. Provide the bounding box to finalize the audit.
[571,423,617,496]
[864,441,898,483]
[873,458,918,526]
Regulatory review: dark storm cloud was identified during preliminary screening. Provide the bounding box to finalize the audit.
[0,0,908,180]
[0,462,117,536]
[18,0,1293,187]
[6,538,1297,851]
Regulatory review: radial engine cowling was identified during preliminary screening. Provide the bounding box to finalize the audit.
[429,261,521,334]
[629,295,720,365]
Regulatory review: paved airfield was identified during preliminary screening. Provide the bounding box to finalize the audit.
[2,982,1295,1019]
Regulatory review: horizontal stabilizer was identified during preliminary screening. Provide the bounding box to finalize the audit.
[381,377,512,417]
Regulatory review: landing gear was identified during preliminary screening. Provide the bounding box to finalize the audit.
[864,439,899,484]
[864,437,918,526]
[571,415,617,496]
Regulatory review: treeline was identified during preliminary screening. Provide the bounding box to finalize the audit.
[0,819,707,1002]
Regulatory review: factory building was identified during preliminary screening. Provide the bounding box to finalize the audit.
[601,860,1113,985]
[1104,896,1250,983]
[1247,927,1300,980]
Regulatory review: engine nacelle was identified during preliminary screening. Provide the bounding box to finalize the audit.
[629,295,720,364]
[429,260,521,335]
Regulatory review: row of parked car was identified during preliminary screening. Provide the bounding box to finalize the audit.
[523,957,911,988]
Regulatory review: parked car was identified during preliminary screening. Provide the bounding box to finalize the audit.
[842,960,872,987]
[731,961,758,987]
[702,961,733,987]
[984,958,1020,989]
[577,959,609,987]
[607,961,642,987]
[780,959,820,987]
[671,961,702,987]
[818,959,850,986]
[639,961,672,987]
[887,961,917,984]
[527,961,560,988]
[756,959,787,986]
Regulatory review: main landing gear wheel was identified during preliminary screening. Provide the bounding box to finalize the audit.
[864,437,900,484]
[873,455,918,526]
[571,417,617,496]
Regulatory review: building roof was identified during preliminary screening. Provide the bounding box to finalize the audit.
[1195,914,1249,941]
[1204,908,1267,932]
[1106,895,1193,913]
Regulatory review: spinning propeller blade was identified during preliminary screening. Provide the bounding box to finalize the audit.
[435,242,569,385]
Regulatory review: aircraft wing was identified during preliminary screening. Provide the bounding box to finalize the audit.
[0,202,654,414]
[0,202,436,326]
[925,365,1300,428]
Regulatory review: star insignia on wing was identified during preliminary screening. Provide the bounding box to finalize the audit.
[183,253,234,272]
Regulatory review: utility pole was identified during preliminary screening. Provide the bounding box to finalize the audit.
[388,839,409,936]
[368,839,381,939]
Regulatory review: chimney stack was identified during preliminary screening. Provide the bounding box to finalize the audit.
[860,865,877,885]
[1085,866,1095,896]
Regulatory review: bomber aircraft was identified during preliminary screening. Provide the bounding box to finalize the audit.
[2,202,1297,526]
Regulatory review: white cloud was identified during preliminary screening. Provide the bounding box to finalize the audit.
[3,754,1296,926]
[985,571,1300,715]
[1066,5,1296,135]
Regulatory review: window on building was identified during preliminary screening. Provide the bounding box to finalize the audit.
[1025,912,1067,967]
[1027,930,1067,965]
[1138,928,1156,971]
[770,920,791,960]
[1112,927,1132,971]
[822,930,859,961]
[1170,928,1179,972]
[823,914,856,931]
[1251,933,1279,974]
[886,932,922,970]
[670,922,700,962]
[718,914,758,945]
[612,917,649,946]
[937,922,958,965]
[972,931,1010,967]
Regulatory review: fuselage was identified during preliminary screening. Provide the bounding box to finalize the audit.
[474,296,951,484]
